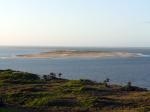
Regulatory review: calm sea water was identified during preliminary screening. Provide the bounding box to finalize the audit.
[0,47,150,89]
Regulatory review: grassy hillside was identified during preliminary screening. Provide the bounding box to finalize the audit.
[0,69,150,112]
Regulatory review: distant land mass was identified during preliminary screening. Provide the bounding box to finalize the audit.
[16,50,140,58]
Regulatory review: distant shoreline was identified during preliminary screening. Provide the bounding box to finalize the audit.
[16,50,139,58]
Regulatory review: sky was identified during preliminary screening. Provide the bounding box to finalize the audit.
[0,0,150,47]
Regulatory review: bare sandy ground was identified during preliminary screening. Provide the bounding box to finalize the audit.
[16,50,139,58]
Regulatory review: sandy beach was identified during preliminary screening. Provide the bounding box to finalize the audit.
[16,50,138,58]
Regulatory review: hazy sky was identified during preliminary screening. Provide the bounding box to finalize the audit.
[0,0,150,47]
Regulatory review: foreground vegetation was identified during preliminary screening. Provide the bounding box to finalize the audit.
[0,69,150,112]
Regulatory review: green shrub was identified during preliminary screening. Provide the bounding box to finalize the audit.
[80,97,98,107]
[79,86,100,93]
[137,106,150,112]
[79,79,96,85]
[26,97,79,107]
[0,108,18,112]
[0,70,40,82]
[26,97,50,107]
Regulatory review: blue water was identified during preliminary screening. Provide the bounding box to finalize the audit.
[0,47,150,89]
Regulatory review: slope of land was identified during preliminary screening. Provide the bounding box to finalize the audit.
[0,69,149,112]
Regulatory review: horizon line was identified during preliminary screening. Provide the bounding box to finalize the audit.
[0,45,150,49]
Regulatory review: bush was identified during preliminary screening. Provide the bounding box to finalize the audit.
[137,106,150,112]
[48,99,78,107]
[0,108,18,112]
[0,70,40,82]
[79,86,100,93]
[121,86,147,91]
[26,97,79,107]
[79,79,96,85]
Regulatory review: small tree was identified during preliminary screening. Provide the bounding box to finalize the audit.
[122,81,133,91]
[49,72,56,79]
[58,73,62,78]
[127,81,132,88]
[103,78,110,87]
[43,75,48,80]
